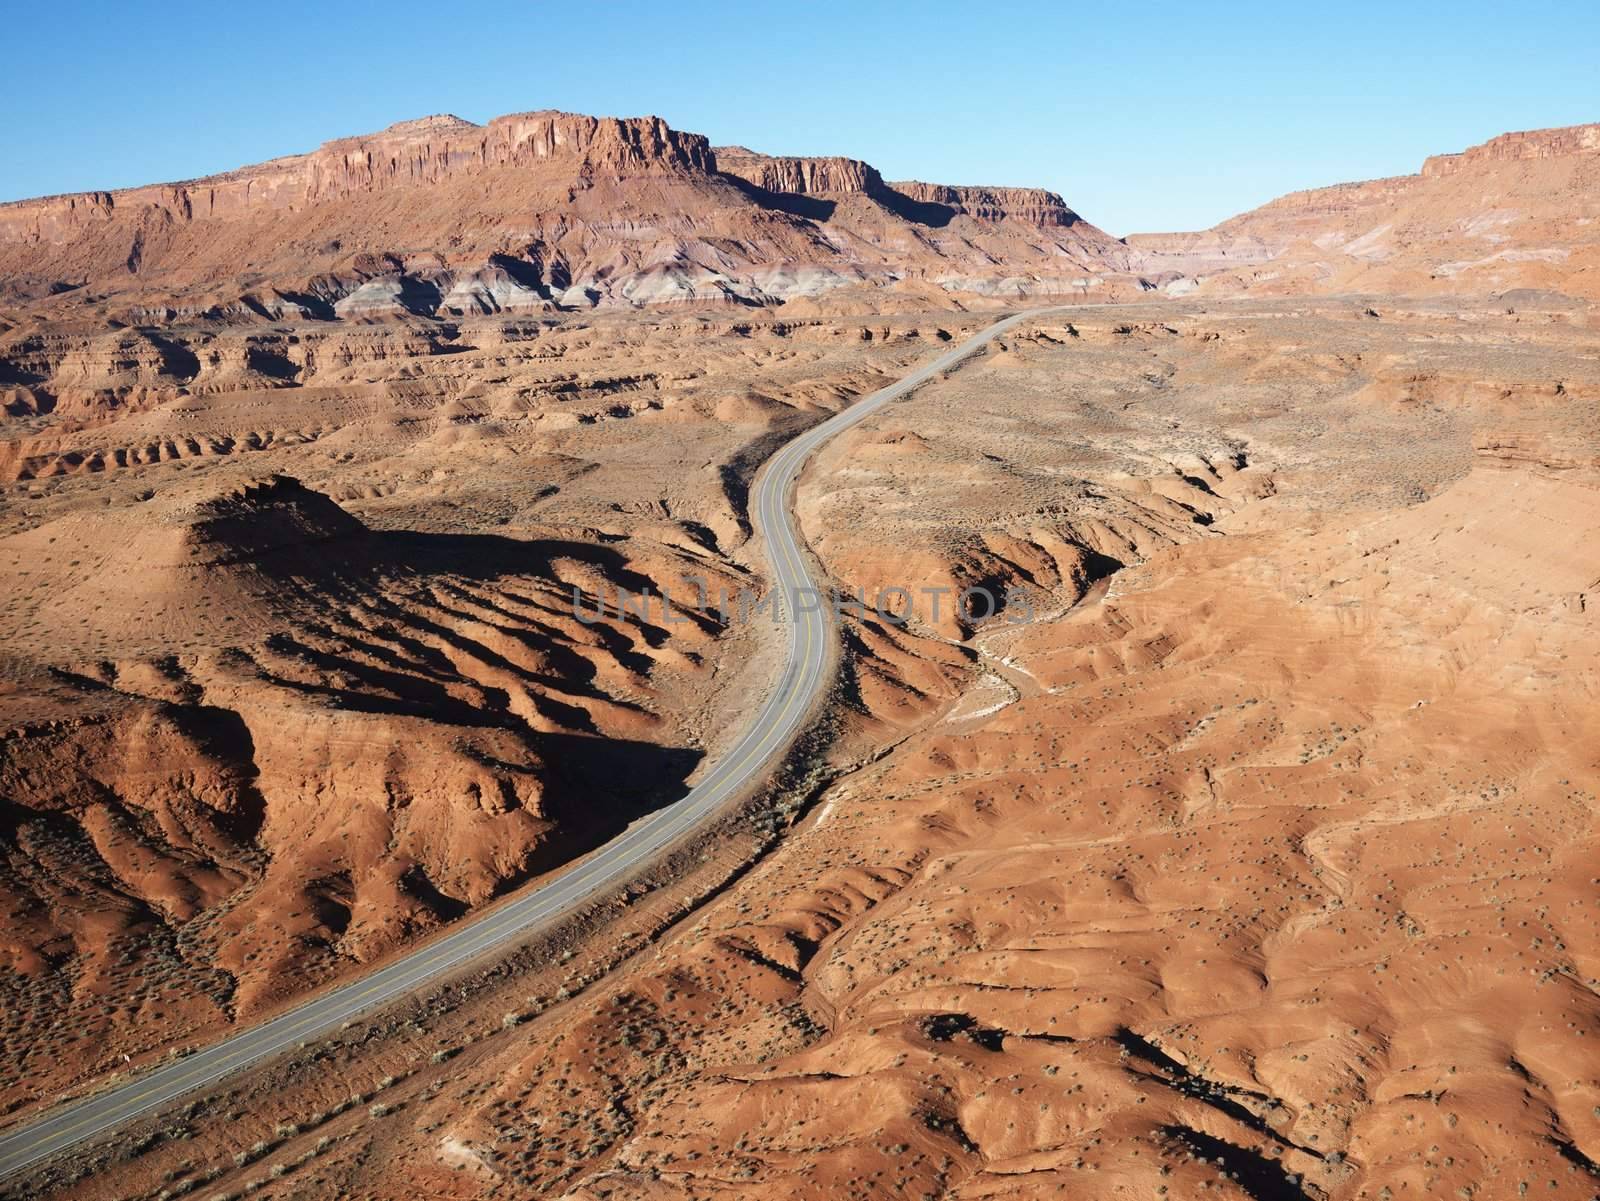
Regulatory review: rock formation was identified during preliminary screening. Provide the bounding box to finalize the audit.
[714,148,884,195]
[0,112,1137,320]
[1129,122,1600,298]
[3,107,1600,1201]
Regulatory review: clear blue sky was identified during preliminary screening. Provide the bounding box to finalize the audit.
[5,0,1596,234]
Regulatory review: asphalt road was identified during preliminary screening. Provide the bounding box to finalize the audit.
[0,307,1039,1180]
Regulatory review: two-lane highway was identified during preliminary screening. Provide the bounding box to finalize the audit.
[0,307,1042,1180]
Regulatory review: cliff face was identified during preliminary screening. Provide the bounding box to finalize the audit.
[713,148,1082,227]
[714,149,884,195]
[1422,122,1600,176]
[890,181,1080,227]
[0,110,1139,318]
[1226,174,1418,220]
[1127,121,1600,299]
[0,112,714,247]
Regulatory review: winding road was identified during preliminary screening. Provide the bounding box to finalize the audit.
[0,307,1039,1180]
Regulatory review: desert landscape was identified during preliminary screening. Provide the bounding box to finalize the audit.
[0,76,1597,1201]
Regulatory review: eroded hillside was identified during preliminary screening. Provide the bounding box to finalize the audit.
[18,298,1598,1201]
[1128,124,1600,300]
[0,109,1139,324]
[0,306,980,1114]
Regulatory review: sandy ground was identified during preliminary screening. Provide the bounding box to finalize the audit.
[0,307,980,1115]
[11,295,1598,1201]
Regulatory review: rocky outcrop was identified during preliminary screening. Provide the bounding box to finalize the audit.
[1473,428,1600,472]
[1125,120,1600,299]
[1226,173,1418,221]
[0,111,715,247]
[158,475,368,566]
[0,110,1140,317]
[890,180,1082,226]
[715,148,1084,227]
[715,148,883,195]
[1423,122,1600,176]
[438,264,553,314]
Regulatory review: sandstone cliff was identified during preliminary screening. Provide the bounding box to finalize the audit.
[1422,121,1600,175]
[0,111,1137,321]
[888,180,1082,227]
[714,148,883,195]
[714,147,1085,227]
[1128,121,1600,299]
[0,112,715,246]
